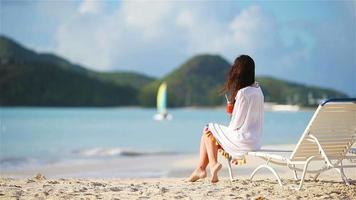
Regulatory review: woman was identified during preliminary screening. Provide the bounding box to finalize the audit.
[187,55,264,183]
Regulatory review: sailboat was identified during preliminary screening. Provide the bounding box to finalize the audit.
[153,82,172,121]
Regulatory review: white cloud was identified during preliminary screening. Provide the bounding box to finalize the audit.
[52,1,354,96]
[120,1,172,40]
[54,1,179,73]
[175,8,229,55]
[78,0,104,15]
[171,4,308,76]
[54,2,306,75]
[55,12,117,70]
[228,6,278,53]
[176,10,194,28]
[4,1,354,94]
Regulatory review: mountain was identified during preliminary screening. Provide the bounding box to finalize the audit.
[0,36,153,106]
[140,55,347,107]
[257,76,347,105]
[0,36,88,73]
[139,55,230,107]
[94,71,155,90]
[0,35,348,107]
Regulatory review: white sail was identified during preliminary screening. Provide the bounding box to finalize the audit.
[157,82,167,114]
[154,82,172,120]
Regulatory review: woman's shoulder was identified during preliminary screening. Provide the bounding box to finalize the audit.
[235,83,263,99]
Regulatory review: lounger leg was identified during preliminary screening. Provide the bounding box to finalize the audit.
[296,156,315,190]
[313,173,320,181]
[313,161,340,182]
[292,164,299,180]
[335,161,350,185]
[313,165,332,182]
[249,164,283,187]
[227,156,233,181]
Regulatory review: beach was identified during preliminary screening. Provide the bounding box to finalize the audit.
[1,146,356,199]
[2,176,355,200]
[2,0,355,198]
[1,108,355,199]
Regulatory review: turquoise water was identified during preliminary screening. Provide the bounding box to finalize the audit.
[0,107,313,168]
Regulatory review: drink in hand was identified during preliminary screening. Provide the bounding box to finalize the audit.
[226,102,233,114]
[225,94,233,115]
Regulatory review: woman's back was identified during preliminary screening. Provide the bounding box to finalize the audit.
[229,84,264,150]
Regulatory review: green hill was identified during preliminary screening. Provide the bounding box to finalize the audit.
[0,35,348,107]
[140,55,347,107]
[0,36,88,73]
[257,76,347,105]
[94,71,155,90]
[139,55,230,107]
[0,62,137,106]
[0,36,153,106]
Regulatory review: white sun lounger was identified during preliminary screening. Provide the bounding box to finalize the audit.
[226,98,356,190]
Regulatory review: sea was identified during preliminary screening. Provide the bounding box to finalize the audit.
[0,107,314,178]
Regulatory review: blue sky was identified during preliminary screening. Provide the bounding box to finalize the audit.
[1,0,355,96]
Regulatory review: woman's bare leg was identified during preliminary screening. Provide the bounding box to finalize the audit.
[186,133,208,182]
[198,133,209,170]
[203,135,222,183]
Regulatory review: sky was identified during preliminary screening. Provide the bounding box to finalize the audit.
[1,0,355,96]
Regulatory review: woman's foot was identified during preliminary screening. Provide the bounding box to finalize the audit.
[186,168,207,182]
[210,163,222,183]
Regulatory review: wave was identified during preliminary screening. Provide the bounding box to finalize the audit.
[71,147,177,158]
[0,156,47,170]
[0,147,178,170]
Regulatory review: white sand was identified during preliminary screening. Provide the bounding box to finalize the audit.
[1,175,355,199]
[1,144,356,199]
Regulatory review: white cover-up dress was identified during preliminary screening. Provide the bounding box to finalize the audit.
[208,84,264,157]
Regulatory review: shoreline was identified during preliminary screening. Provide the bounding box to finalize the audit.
[2,145,355,180]
[0,104,316,111]
[1,144,296,179]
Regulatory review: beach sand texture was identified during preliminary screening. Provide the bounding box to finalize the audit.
[1,150,356,200]
[1,175,355,200]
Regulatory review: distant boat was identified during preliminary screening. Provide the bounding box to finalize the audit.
[153,82,172,120]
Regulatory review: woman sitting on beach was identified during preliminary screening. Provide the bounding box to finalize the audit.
[187,55,264,183]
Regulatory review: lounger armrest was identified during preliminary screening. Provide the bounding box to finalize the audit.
[321,98,356,106]
[247,151,288,162]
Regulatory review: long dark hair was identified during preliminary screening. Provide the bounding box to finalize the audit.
[221,55,255,102]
